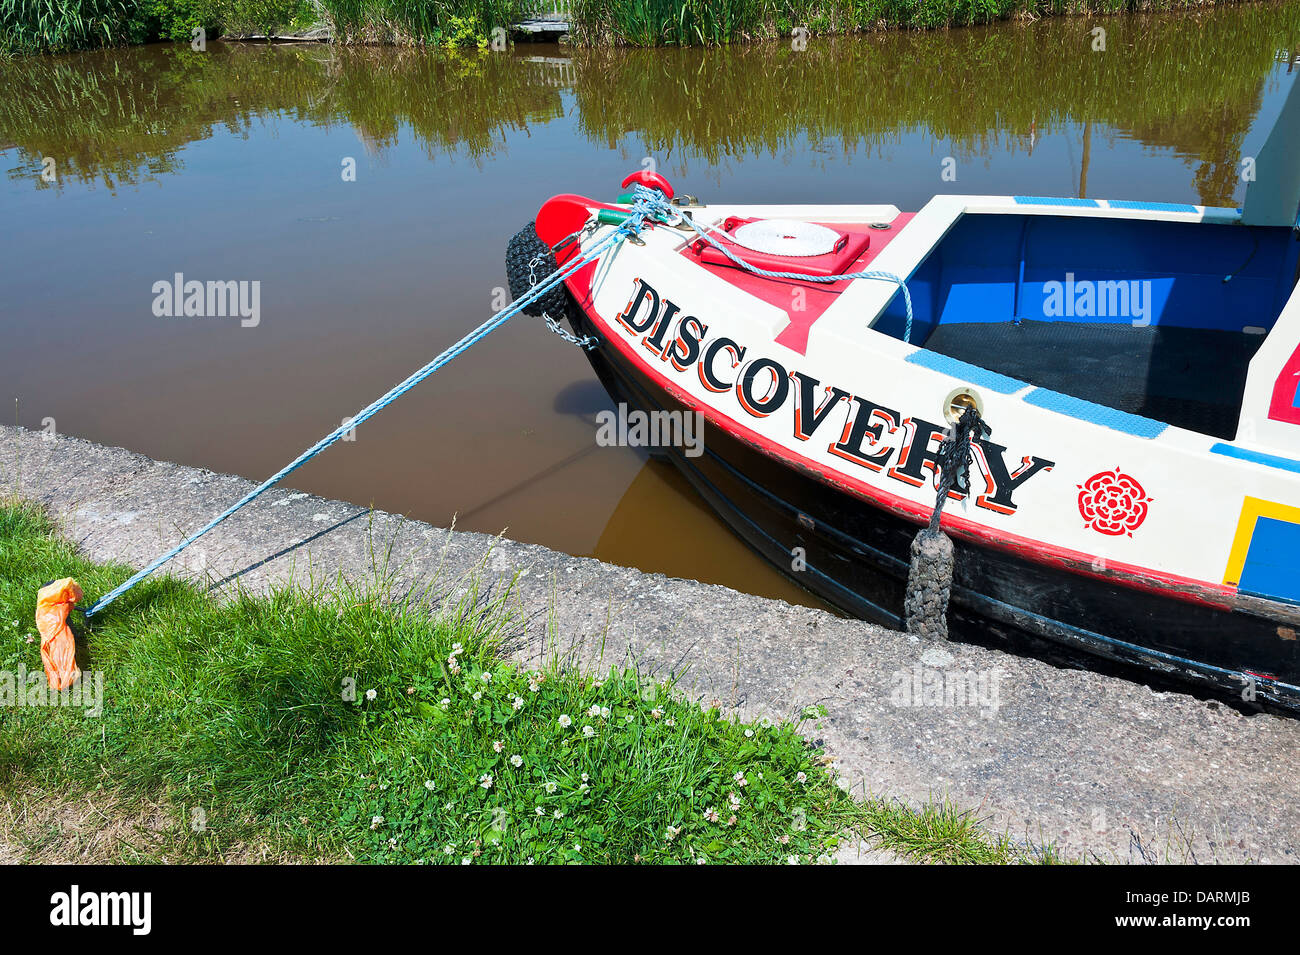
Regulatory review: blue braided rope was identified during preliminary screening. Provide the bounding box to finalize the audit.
[83,217,641,618]
[630,184,915,343]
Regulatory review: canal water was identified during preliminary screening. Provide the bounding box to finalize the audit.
[2,6,1297,608]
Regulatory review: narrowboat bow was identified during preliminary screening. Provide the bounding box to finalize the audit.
[519,91,1300,709]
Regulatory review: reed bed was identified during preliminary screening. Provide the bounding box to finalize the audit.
[2,0,1279,54]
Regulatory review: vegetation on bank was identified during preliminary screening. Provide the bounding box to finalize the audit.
[0,500,1052,863]
[0,0,317,54]
[0,0,1279,55]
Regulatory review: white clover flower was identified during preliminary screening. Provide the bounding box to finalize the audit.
[744,728,754,738]
[553,809,564,819]
[664,826,681,841]
[365,688,377,701]
[461,857,472,865]
[510,754,523,767]
[424,780,436,791]
[796,771,807,784]
[587,704,602,718]
[481,672,492,683]
[786,856,800,865]
[388,837,397,848]
[479,773,493,790]
[704,807,720,823]
[582,725,595,738]
[493,740,504,753]
[545,781,558,794]
[558,714,572,728]
[665,718,675,727]
[650,708,663,719]
[536,806,545,816]
[528,680,539,693]
[512,696,525,711]
[370,815,384,830]
[472,691,482,701]
[600,707,610,719]
[734,771,748,787]
[581,773,589,783]
[579,783,589,793]
[728,792,741,809]
[440,698,451,709]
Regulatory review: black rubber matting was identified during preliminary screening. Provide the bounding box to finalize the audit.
[920,320,1264,439]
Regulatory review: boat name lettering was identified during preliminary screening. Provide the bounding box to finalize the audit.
[619,279,1055,514]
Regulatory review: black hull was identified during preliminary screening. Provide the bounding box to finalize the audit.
[568,304,1300,713]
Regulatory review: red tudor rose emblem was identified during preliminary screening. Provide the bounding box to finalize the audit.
[1077,469,1152,537]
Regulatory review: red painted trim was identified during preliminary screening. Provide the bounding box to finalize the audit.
[568,273,1238,611]
[1269,341,1300,424]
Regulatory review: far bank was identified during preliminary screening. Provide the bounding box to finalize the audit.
[2,0,1292,56]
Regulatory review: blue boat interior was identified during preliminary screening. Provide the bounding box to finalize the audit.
[877,212,1300,439]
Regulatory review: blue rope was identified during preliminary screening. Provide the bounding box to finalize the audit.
[82,185,907,618]
[630,184,915,343]
[82,216,641,618]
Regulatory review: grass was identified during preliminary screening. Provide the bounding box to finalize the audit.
[0,0,1277,54]
[0,0,135,55]
[0,498,1056,863]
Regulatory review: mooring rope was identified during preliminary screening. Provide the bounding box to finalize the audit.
[82,209,648,618]
[629,184,917,343]
[926,405,991,532]
[903,404,991,640]
[83,184,911,618]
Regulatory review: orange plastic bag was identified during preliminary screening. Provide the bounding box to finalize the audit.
[35,577,82,691]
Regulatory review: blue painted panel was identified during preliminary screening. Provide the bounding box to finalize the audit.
[1106,199,1199,213]
[927,214,1291,334]
[1210,443,1300,474]
[869,212,1295,345]
[1024,388,1167,438]
[1239,516,1300,603]
[905,350,1026,394]
[1014,196,1101,207]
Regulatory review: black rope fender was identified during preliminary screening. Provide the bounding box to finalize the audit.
[505,221,569,319]
[904,405,990,641]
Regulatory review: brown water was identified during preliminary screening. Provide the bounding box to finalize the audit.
[2,7,1298,608]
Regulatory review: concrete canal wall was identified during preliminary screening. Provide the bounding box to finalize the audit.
[3,423,1298,863]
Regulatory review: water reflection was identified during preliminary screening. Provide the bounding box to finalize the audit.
[3,6,1297,204]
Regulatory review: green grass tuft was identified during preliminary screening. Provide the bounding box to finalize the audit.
[0,500,1053,863]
